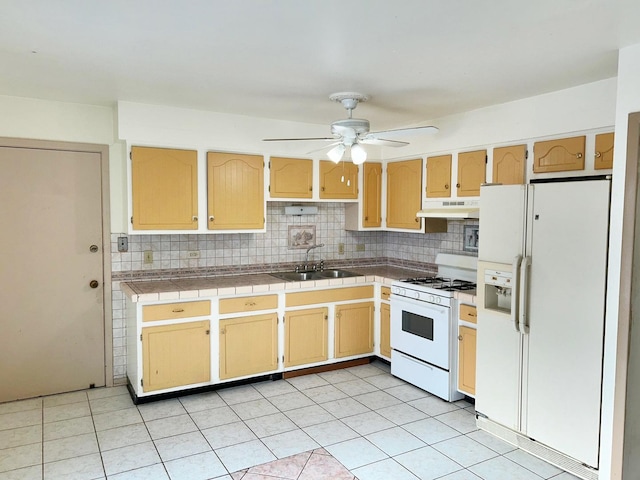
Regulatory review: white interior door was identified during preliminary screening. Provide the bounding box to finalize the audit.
[525,179,610,468]
[0,145,106,402]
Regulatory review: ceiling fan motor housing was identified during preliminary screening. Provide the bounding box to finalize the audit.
[331,118,370,142]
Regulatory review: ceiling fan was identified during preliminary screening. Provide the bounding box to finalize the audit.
[263,92,438,164]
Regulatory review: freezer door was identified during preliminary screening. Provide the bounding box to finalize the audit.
[524,179,610,468]
[478,184,526,264]
[475,260,524,432]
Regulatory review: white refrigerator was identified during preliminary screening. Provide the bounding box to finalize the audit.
[475,178,610,477]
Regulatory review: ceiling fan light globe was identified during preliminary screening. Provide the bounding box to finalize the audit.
[328,144,346,163]
[351,144,367,165]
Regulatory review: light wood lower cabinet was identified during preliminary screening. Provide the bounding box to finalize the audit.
[219,313,278,380]
[284,307,328,367]
[335,302,374,358]
[379,302,391,359]
[458,325,477,396]
[142,320,211,392]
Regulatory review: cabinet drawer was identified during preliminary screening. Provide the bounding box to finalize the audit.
[380,286,391,301]
[143,301,210,322]
[286,285,374,308]
[219,295,278,314]
[459,304,477,324]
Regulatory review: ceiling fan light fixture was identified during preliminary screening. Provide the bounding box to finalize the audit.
[351,143,367,165]
[327,144,346,163]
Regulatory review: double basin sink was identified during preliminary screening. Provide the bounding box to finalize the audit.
[270,269,361,282]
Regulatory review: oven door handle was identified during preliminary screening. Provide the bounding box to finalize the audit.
[396,351,434,370]
[390,295,448,315]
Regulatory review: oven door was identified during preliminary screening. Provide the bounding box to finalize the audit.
[391,294,451,370]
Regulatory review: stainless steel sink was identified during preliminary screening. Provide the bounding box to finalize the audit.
[269,269,360,282]
[314,269,360,279]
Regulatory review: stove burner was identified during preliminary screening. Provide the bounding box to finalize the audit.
[399,276,476,292]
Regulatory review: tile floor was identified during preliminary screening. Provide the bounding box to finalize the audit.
[0,361,582,480]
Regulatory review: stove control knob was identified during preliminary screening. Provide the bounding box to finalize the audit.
[413,291,420,300]
[428,295,435,303]
[435,296,441,304]
[393,287,404,296]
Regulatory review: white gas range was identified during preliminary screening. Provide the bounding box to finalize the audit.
[390,253,477,402]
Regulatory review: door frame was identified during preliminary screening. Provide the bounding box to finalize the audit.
[0,136,113,387]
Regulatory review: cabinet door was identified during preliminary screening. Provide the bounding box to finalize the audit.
[269,157,313,198]
[207,152,264,230]
[219,313,277,380]
[594,132,614,170]
[426,154,452,198]
[493,145,526,185]
[142,320,210,392]
[319,161,358,199]
[387,159,422,230]
[457,150,486,197]
[131,146,198,230]
[284,307,328,367]
[458,325,477,396]
[379,302,391,358]
[335,302,374,358]
[533,136,585,173]
[362,162,382,227]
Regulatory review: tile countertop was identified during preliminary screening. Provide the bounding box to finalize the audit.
[120,265,428,303]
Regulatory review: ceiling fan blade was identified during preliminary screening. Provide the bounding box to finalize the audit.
[306,142,342,155]
[262,137,335,142]
[368,125,439,137]
[359,135,409,147]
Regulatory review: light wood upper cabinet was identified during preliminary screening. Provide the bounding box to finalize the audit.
[335,301,374,358]
[387,158,422,230]
[363,162,382,227]
[458,325,477,396]
[284,307,328,367]
[426,154,452,198]
[207,152,264,230]
[131,146,198,230]
[142,320,210,392]
[219,313,278,380]
[594,132,614,170]
[319,161,358,199]
[269,157,313,198]
[533,136,585,173]
[379,302,391,359]
[493,145,526,185]
[457,150,486,196]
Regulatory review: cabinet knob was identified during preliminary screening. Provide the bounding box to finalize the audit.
[192,216,198,222]
[209,216,214,222]
[576,152,583,159]
[89,280,99,289]
[445,184,449,189]
[458,335,463,341]
[595,151,602,158]
[365,216,368,221]
[415,218,419,223]
[456,183,460,188]
[321,187,325,191]
[89,245,99,253]
[309,186,313,191]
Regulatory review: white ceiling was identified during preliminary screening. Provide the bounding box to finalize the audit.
[1,0,639,131]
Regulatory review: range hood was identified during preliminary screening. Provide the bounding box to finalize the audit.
[417,200,479,219]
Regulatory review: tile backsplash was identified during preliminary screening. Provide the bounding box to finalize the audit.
[109,202,477,382]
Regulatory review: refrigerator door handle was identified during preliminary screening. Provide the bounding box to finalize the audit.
[511,255,522,332]
[519,256,531,334]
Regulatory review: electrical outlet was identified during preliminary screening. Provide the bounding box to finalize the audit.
[338,243,345,255]
[187,250,200,258]
[143,250,153,264]
[117,236,128,252]
[356,243,366,252]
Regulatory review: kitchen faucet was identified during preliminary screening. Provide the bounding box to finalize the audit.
[293,243,325,272]
[305,243,325,262]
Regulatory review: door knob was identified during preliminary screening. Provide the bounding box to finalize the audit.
[89,280,99,289]
[89,245,99,253]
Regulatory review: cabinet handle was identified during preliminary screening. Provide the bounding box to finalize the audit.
[595,151,602,158]
[576,152,583,159]
[458,335,463,341]
[172,308,185,313]
[245,301,257,307]
[445,184,449,189]
[209,216,214,222]
[192,216,198,221]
